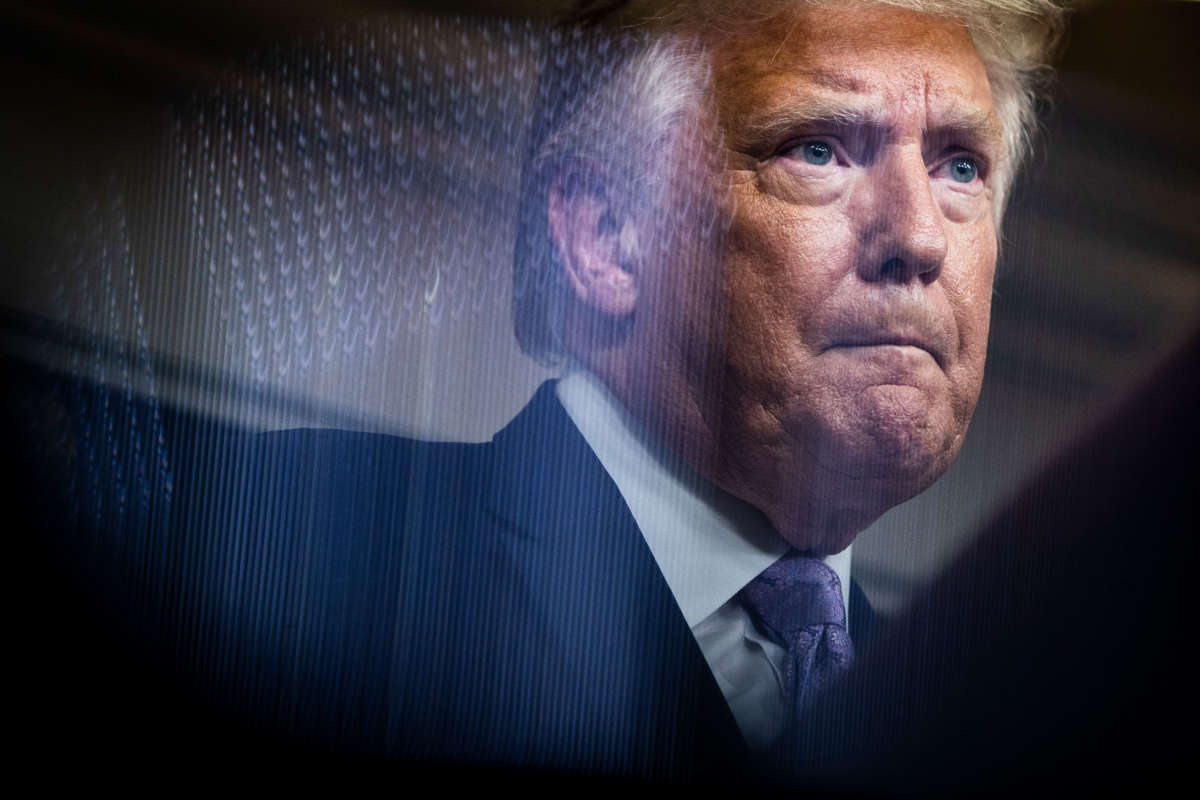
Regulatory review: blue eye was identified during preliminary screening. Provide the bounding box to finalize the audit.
[802,141,834,166]
[949,157,978,183]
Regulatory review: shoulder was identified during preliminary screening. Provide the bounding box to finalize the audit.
[154,425,514,747]
[166,425,499,596]
[172,424,491,526]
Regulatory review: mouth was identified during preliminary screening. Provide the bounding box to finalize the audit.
[828,335,945,370]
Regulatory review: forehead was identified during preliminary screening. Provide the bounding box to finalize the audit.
[709,3,996,147]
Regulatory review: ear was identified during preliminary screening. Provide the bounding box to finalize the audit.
[547,166,639,318]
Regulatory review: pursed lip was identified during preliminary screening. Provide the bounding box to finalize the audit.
[826,332,946,370]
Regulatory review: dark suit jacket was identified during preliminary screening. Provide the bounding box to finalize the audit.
[6,369,872,783]
[169,381,755,776]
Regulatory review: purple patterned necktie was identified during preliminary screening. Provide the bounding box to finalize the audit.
[740,550,855,714]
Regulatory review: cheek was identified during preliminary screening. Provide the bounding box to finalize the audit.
[947,225,998,414]
[718,195,864,435]
[722,234,804,386]
[956,226,997,345]
[723,191,849,339]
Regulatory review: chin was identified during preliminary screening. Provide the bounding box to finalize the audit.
[819,387,965,480]
[804,413,966,528]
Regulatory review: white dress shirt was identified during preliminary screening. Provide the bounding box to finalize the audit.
[556,367,852,750]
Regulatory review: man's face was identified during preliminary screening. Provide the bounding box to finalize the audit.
[657,3,1002,553]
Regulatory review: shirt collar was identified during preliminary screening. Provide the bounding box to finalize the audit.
[555,366,852,628]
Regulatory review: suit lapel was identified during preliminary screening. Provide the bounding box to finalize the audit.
[481,382,749,778]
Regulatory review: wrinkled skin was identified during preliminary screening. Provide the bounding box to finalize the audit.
[571,4,1002,555]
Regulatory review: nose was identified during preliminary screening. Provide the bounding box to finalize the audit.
[855,145,948,284]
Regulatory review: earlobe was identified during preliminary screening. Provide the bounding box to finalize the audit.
[548,167,639,318]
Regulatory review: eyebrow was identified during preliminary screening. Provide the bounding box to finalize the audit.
[739,98,886,147]
[736,89,1004,158]
[924,107,1006,158]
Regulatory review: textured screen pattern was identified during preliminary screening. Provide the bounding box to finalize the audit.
[175,18,541,382]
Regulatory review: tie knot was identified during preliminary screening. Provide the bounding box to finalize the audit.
[740,550,846,642]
